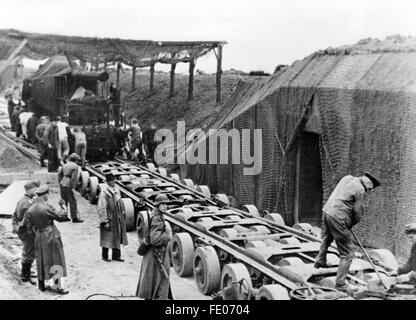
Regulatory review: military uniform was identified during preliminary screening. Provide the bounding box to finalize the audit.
[58,155,81,221]
[315,174,376,289]
[23,190,70,285]
[11,181,39,283]
[97,184,128,260]
[143,127,158,164]
[47,122,60,172]
[35,121,49,167]
[137,194,173,300]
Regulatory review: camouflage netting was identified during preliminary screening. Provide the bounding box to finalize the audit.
[0,29,224,67]
[182,35,416,256]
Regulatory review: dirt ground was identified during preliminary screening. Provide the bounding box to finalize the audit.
[0,185,210,300]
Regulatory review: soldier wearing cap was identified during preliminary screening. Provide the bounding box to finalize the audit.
[391,223,416,286]
[137,193,173,300]
[11,180,40,284]
[58,153,83,223]
[314,172,381,293]
[22,185,71,294]
[97,173,128,262]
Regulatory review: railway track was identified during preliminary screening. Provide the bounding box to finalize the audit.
[0,126,409,300]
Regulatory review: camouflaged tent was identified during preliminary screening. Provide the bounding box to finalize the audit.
[182,35,416,256]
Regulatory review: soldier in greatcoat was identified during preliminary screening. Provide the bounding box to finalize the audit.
[22,185,71,294]
[314,172,381,293]
[97,173,128,262]
[137,194,173,300]
[11,180,40,285]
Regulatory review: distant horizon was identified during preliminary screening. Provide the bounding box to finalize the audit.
[2,0,415,74]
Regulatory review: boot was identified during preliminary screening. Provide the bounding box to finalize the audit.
[112,248,124,262]
[38,280,45,292]
[20,263,36,285]
[102,248,110,262]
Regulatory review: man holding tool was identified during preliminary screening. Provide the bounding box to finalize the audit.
[314,172,381,293]
[388,223,416,286]
[136,194,173,300]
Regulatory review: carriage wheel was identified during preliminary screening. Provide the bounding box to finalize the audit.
[219,228,239,238]
[119,198,135,231]
[215,193,230,206]
[88,177,99,204]
[171,233,195,277]
[157,167,167,176]
[196,185,211,197]
[265,213,285,226]
[145,163,156,171]
[221,263,253,300]
[280,237,301,246]
[193,246,221,295]
[79,171,90,196]
[242,204,260,217]
[136,211,149,240]
[250,225,271,234]
[256,284,290,300]
[293,223,314,235]
[182,179,195,188]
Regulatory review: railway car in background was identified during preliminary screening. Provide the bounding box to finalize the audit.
[22,55,117,161]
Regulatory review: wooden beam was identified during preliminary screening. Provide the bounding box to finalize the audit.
[149,63,155,95]
[216,45,223,104]
[169,63,176,97]
[131,65,136,90]
[116,62,121,87]
[188,59,195,101]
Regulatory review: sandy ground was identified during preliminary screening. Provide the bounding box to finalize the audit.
[0,186,210,300]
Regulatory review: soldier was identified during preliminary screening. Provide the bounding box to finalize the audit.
[6,94,15,128]
[128,119,146,162]
[72,128,87,167]
[11,180,40,285]
[108,83,121,127]
[46,117,60,172]
[314,172,381,293]
[22,185,70,294]
[58,153,83,223]
[97,173,128,262]
[137,194,173,300]
[35,116,50,168]
[143,122,159,164]
[390,223,416,286]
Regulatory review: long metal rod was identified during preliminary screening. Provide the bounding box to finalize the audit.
[350,229,389,289]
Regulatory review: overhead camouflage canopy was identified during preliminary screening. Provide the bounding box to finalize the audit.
[0,29,225,67]
[0,29,227,102]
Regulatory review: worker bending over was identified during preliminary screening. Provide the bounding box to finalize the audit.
[315,172,381,293]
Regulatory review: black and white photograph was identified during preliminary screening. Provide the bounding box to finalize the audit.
[0,0,415,306]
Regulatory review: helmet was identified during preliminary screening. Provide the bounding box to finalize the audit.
[154,194,169,206]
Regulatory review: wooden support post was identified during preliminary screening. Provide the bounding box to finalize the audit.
[188,59,195,101]
[170,63,176,97]
[216,45,223,104]
[149,64,155,95]
[132,65,136,90]
[116,62,121,87]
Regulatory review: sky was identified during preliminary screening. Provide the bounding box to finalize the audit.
[1,0,416,74]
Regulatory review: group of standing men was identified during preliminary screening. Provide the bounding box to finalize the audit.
[115,119,159,165]
[12,181,71,294]
[6,94,88,173]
